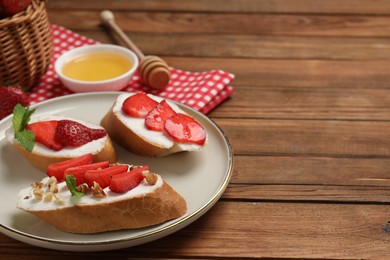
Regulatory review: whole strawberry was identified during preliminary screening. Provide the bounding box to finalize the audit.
[0,85,29,120]
[0,0,32,18]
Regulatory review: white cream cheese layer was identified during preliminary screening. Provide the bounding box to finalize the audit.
[114,93,204,152]
[17,175,163,211]
[5,115,107,157]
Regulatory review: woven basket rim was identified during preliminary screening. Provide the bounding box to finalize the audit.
[0,0,46,27]
[0,0,52,90]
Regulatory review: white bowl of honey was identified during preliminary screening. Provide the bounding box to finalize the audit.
[54,44,138,92]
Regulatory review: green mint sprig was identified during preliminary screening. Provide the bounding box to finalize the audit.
[12,104,36,152]
[65,175,84,197]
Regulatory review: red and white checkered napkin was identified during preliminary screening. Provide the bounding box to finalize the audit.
[28,25,235,114]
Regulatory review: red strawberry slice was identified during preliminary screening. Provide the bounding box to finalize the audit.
[122,92,158,118]
[64,161,110,186]
[55,120,107,147]
[47,154,93,181]
[109,166,149,193]
[164,113,207,145]
[26,120,63,151]
[84,164,129,188]
[145,100,176,131]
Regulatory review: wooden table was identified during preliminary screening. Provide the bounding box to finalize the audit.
[1,0,390,259]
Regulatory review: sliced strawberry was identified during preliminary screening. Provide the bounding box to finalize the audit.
[64,161,110,186]
[122,92,158,118]
[47,154,93,181]
[55,120,107,147]
[84,164,129,188]
[26,120,63,151]
[145,100,177,131]
[109,166,149,193]
[89,128,107,140]
[164,113,207,145]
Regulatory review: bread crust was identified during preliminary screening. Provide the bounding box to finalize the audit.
[101,105,167,156]
[11,137,117,172]
[20,180,187,233]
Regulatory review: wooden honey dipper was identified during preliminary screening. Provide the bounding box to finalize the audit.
[100,10,171,90]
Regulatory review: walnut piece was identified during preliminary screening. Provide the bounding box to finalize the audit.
[92,182,106,198]
[143,171,158,185]
[54,194,65,205]
[32,188,44,200]
[29,177,62,204]
[31,182,43,189]
[48,180,58,193]
[43,192,54,202]
[76,184,89,194]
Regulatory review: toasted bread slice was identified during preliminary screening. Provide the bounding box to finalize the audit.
[6,115,117,171]
[101,93,205,156]
[17,174,187,233]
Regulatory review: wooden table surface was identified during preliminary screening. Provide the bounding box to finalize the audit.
[2,0,390,259]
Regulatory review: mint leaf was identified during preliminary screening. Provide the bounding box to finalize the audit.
[22,107,35,127]
[12,104,36,152]
[12,104,25,133]
[13,104,35,133]
[15,130,35,152]
[65,175,84,197]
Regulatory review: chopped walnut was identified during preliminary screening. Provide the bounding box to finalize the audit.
[143,171,158,185]
[31,182,43,189]
[47,176,58,192]
[48,176,57,183]
[54,194,65,205]
[43,192,54,202]
[32,188,44,200]
[76,184,89,194]
[48,181,58,193]
[92,182,106,198]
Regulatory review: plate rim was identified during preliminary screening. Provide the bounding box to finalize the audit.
[0,92,234,249]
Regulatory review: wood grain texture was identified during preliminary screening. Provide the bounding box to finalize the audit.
[164,58,390,88]
[1,203,389,259]
[209,86,390,120]
[122,34,390,60]
[49,29,390,60]
[216,118,390,157]
[231,156,390,186]
[224,184,390,202]
[47,0,390,14]
[47,11,390,37]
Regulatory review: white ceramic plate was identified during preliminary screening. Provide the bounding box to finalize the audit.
[0,92,233,252]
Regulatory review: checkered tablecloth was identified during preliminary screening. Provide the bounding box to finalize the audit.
[28,25,235,114]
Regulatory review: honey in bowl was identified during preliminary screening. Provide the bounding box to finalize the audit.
[62,52,133,82]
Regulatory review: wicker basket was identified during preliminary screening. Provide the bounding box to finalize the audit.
[0,0,52,90]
